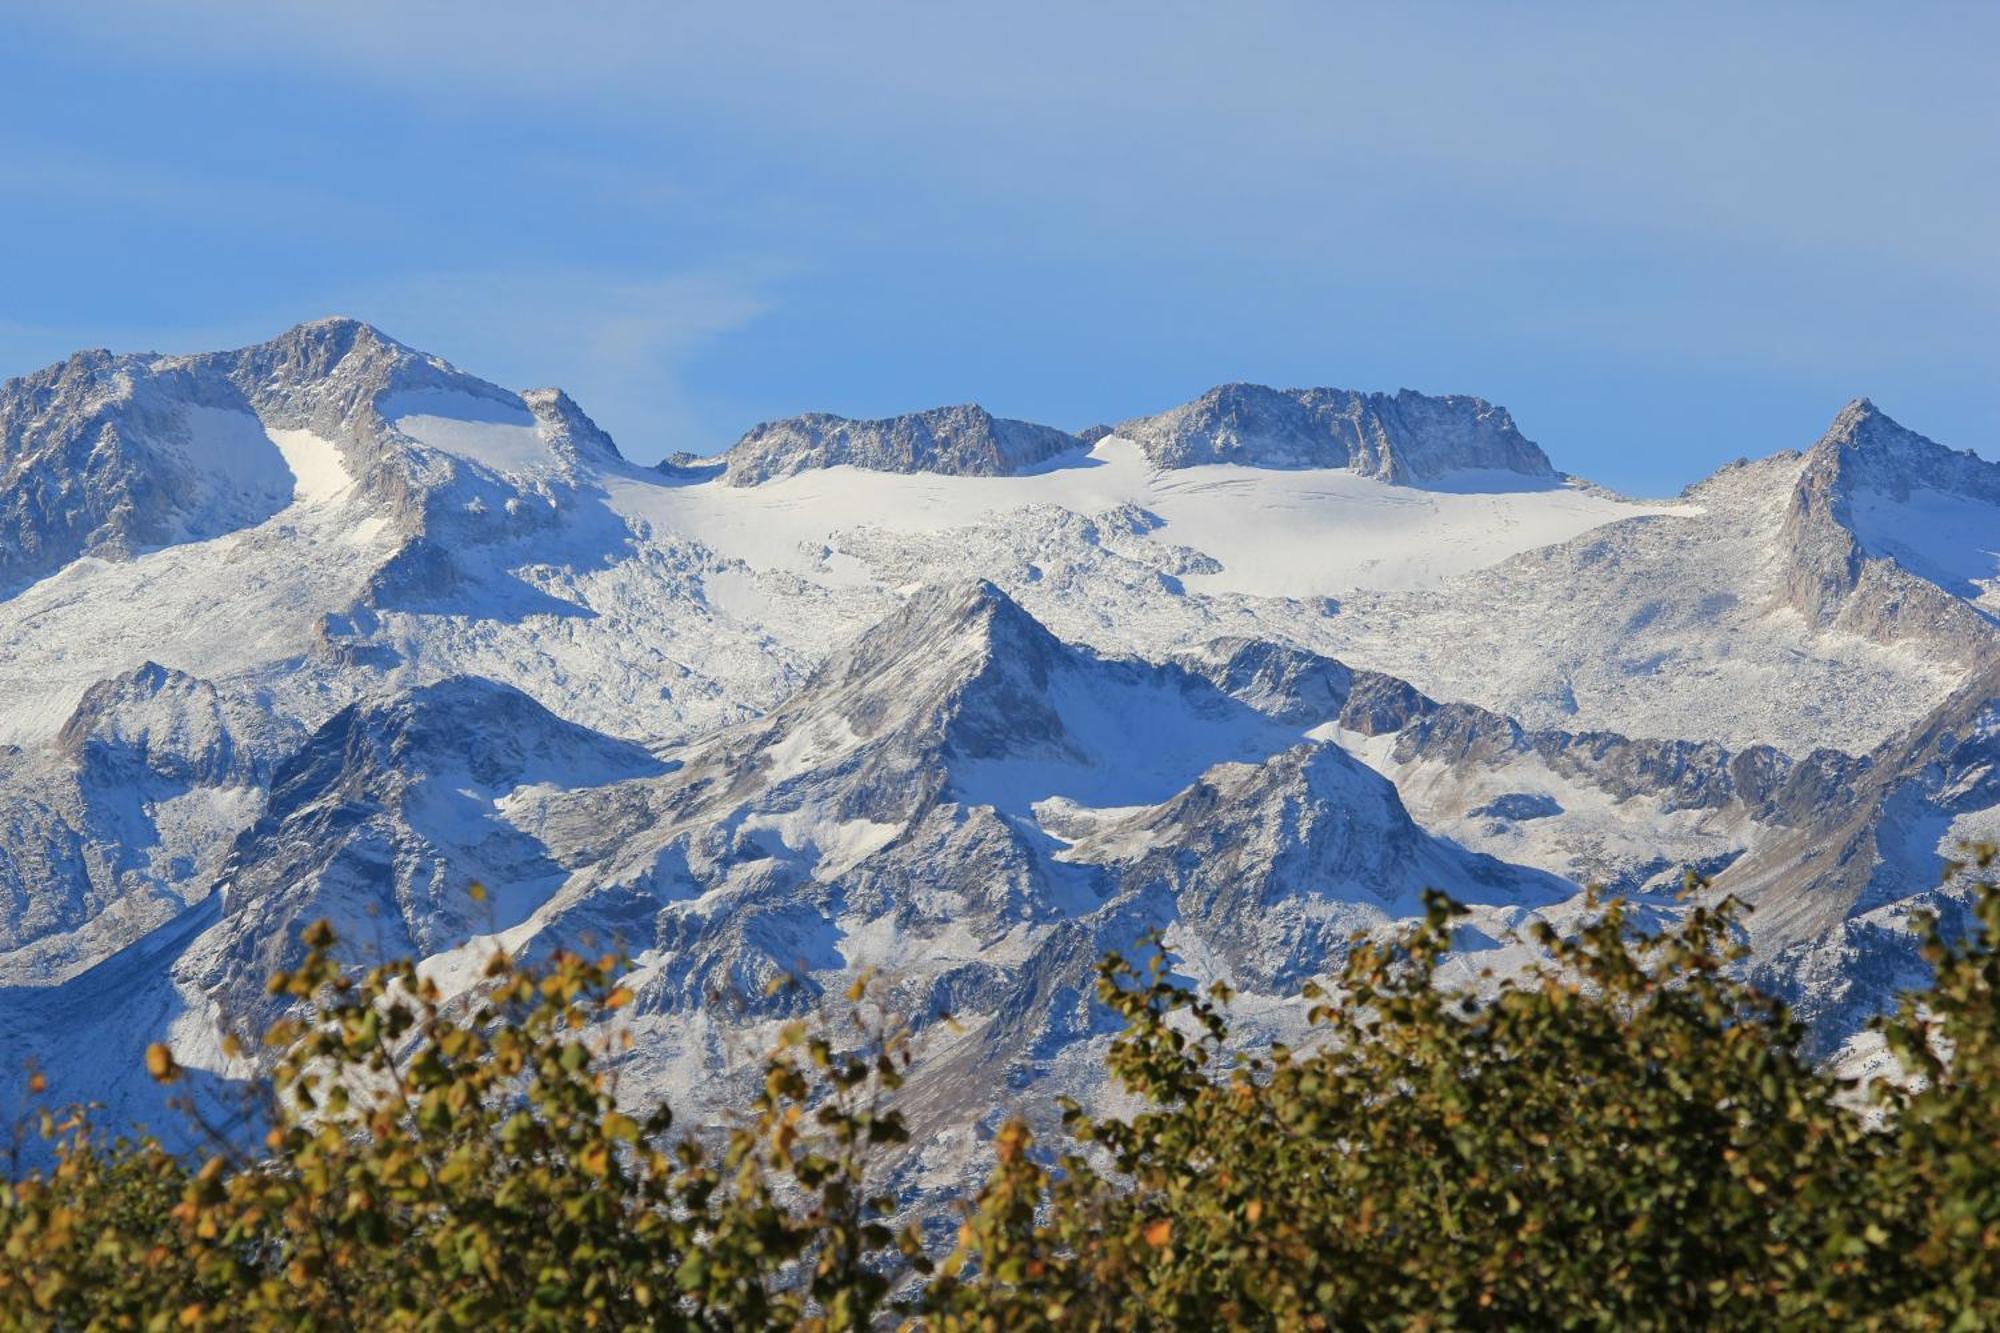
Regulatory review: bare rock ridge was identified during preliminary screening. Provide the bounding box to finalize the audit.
[201,675,669,1025]
[1114,383,1557,483]
[711,383,1560,486]
[716,404,1082,484]
[1778,398,2000,656]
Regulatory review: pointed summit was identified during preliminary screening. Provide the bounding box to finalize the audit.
[1803,398,2000,502]
[1777,398,2000,638]
[522,387,624,462]
[1812,396,1910,453]
[805,579,1070,747]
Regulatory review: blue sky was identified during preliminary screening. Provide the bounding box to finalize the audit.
[2,2,1994,493]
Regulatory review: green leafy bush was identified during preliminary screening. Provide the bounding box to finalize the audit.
[4,846,1996,1330]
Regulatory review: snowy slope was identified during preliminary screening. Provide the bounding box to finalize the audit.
[0,320,1994,1178]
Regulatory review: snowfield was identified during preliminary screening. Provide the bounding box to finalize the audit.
[610,437,1677,599]
[0,319,1993,1191]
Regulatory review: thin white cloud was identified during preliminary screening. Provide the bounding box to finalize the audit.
[323,267,780,460]
[0,269,778,463]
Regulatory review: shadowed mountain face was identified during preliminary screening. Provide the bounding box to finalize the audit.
[0,322,1993,1189]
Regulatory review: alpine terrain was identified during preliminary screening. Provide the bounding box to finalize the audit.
[1,320,1994,1189]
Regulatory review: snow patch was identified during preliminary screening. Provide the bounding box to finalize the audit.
[266,428,355,504]
[384,388,552,476]
[605,436,1674,602]
[1850,487,2000,614]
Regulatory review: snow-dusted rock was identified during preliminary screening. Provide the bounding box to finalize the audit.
[0,320,1993,1188]
[1115,383,1556,484]
[717,404,1081,484]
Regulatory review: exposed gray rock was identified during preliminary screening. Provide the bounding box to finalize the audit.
[1731,658,2000,1050]
[1469,792,1563,822]
[1777,398,1999,659]
[1115,383,1556,484]
[720,404,1081,485]
[0,318,617,600]
[199,676,668,1025]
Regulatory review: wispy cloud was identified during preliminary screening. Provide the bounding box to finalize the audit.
[326,267,780,459]
[0,268,779,463]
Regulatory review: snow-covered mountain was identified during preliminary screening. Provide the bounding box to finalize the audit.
[1,319,1993,1173]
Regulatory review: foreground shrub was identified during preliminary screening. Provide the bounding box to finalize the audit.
[3,930,921,1330]
[2,846,1995,1329]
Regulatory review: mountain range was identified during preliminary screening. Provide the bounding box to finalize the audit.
[1,318,1994,1186]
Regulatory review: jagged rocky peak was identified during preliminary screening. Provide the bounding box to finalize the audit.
[1,341,303,594]
[1113,383,1556,484]
[1803,397,2000,503]
[204,316,525,445]
[1773,397,2000,646]
[787,579,1072,759]
[719,403,1081,484]
[823,579,1064,689]
[0,319,630,595]
[522,387,624,463]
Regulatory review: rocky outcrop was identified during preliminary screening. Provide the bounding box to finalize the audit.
[1114,383,1556,484]
[1777,399,1999,660]
[199,676,667,1023]
[719,404,1080,484]
[522,387,624,466]
[56,661,296,789]
[0,349,292,594]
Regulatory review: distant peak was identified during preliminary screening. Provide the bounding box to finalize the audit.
[720,402,1079,484]
[263,315,406,353]
[901,578,1040,636]
[830,578,1064,679]
[1812,397,1925,456]
[1800,397,2000,503]
[1115,383,1554,484]
[1821,396,1886,436]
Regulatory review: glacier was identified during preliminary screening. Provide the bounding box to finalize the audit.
[0,317,1993,1189]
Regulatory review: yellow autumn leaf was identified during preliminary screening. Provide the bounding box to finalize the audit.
[145,1043,180,1084]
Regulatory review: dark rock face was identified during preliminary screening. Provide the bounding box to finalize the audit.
[1115,383,1556,484]
[202,676,668,1023]
[1469,792,1563,822]
[720,404,1081,484]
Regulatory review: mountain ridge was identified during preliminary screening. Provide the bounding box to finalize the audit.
[0,321,1993,1189]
